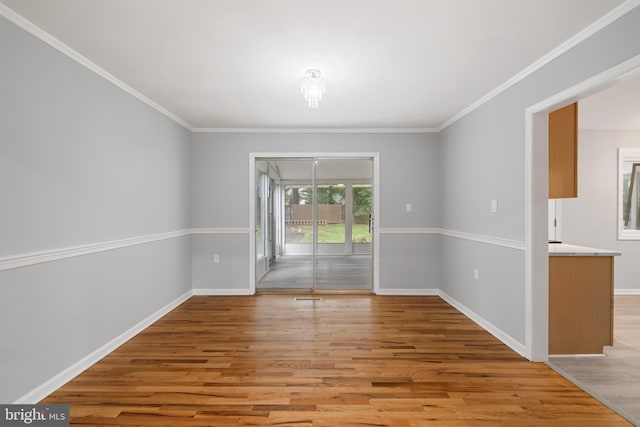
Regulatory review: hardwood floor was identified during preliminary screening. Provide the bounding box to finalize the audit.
[42,296,631,426]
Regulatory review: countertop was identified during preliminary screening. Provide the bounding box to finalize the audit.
[548,243,621,256]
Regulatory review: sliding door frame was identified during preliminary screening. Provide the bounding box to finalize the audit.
[249,152,380,295]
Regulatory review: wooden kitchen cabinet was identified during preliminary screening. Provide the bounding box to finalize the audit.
[548,255,613,355]
[549,102,578,199]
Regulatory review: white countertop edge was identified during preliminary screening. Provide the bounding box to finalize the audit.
[548,243,621,256]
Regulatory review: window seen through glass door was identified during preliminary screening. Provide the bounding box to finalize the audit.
[352,184,372,244]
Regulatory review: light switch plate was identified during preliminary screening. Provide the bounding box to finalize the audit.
[491,200,498,213]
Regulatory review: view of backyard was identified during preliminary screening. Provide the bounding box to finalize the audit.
[286,224,371,243]
[284,184,372,245]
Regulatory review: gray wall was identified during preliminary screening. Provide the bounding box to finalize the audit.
[191,132,441,291]
[439,7,640,347]
[0,16,192,402]
[561,129,640,291]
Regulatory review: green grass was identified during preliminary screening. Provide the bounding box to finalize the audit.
[290,224,371,243]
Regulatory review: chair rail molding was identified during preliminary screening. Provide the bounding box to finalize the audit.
[0,229,192,272]
[378,227,525,251]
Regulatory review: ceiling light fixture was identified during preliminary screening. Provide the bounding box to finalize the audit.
[300,69,326,108]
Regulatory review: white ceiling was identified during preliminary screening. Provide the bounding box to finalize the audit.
[0,0,630,130]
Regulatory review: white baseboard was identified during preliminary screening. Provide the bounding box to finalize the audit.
[376,288,439,296]
[193,288,253,296]
[13,290,194,404]
[438,290,527,359]
[548,353,606,358]
[615,289,640,295]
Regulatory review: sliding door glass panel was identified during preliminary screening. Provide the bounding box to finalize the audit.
[255,161,268,284]
[256,158,313,290]
[285,184,314,254]
[316,184,346,253]
[352,184,372,254]
[314,158,373,290]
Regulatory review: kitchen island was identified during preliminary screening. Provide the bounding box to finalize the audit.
[549,243,621,356]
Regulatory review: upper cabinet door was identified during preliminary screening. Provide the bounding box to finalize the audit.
[549,102,578,199]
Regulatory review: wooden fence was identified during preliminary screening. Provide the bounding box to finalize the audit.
[290,204,343,224]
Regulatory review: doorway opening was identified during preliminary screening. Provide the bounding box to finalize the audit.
[526,55,640,362]
[527,58,640,424]
[250,154,378,294]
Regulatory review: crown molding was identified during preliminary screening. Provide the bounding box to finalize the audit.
[192,127,439,133]
[2,0,638,135]
[0,3,194,131]
[437,0,640,131]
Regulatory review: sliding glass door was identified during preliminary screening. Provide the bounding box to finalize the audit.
[254,156,373,293]
[313,159,372,290]
[255,158,314,290]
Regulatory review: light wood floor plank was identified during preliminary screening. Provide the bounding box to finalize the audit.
[41,295,631,426]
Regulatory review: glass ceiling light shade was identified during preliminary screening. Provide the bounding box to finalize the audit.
[300,69,326,108]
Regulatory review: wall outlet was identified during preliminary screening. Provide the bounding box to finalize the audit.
[473,268,479,280]
[406,203,412,213]
[491,199,498,213]
[213,254,220,263]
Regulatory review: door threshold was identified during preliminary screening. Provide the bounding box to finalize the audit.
[313,289,374,295]
[256,287,373,295]
[255,288,313,295]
